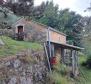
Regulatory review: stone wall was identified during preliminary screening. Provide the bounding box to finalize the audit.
[24,24,47,43]
[0,49,49,84]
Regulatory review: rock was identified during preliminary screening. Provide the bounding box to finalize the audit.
[0,39,4,46]
[0,50,48,84]
[20,77,25,84]
[5,61,11,67]
[13,59,21,68]
[27,77,33,84]
[8,76,17,84]
[20,77,32,84]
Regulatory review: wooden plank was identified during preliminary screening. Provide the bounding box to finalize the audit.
[48,27,52,58]
[72,50,75,76]
[44,43,52,72]
[61,48,64,63]
[71,50,79,77]
[51,43,55,57]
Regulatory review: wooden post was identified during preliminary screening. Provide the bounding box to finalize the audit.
[61,48,64,64]
[71,50,79,77]
[44,43,52,72]
[51,43,55,57]
[71,50,75,76]
[75,51,79,76]
[48,27,52,58]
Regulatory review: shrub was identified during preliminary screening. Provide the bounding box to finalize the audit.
[50,71,69,84]
[85,57,91,68]
[54,64,69,76]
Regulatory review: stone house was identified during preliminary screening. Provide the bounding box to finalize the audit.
[11,17,83,76]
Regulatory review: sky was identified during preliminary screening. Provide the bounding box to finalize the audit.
[34,0,91,16]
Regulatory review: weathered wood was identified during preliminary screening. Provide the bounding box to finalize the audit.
[71,50,75,76]
[71,50,79,77]
[51,43,55,57]
[44,43,52,72]
[48,27,52,58]
[75,51,79,76]
[61,48,65,63]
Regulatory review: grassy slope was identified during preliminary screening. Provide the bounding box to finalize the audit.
[75,56,91,84]
[50,55,91,84]
[0,36,42,58]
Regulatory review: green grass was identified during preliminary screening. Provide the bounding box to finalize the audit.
[0,36,43,58]
[50,71,69,84]
[73,55,91,84]
[50,54,91,84]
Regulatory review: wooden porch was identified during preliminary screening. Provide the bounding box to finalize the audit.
[46,41,83,77]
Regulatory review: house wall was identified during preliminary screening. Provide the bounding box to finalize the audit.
[24,21,47,42]
[12,18,26,33]
[12,19,66,44]
[54,46,61,64]
[48,30,66,44]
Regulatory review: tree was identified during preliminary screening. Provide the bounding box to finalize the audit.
[32,2,46,19]
[81,17,91,68]
[82,2,91,56]
[0,0,4,5]
[36,1,83,46]
[38,1,59,29]
[0,6,10,18]
[3,0,34,16]
[63,12,83,46]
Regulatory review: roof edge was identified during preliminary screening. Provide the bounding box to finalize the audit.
[50,41,84,50]
[28,19,66,36]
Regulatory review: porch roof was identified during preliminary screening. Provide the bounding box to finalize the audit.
[51,41,84,50]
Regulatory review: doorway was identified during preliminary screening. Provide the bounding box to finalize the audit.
[17,25,24,40]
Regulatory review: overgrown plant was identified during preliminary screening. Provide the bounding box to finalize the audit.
[53,63,69,76]
[48,63,71,84]
[49,71,69,84]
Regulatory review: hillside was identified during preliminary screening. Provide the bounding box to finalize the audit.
[0,36,43,58]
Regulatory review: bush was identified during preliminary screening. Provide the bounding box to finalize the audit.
[85,57,91,68]
[81,56,91,68]
[54,64,69,76]
[50,71,69,84]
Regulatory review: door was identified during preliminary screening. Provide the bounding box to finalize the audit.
[17,26,24,40]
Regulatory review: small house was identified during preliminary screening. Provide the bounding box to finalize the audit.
[11,18,83,76]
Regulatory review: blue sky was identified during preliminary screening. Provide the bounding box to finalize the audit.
[34,0,91,16]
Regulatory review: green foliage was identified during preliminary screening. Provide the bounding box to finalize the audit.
[74,56,91,84]
[49,56,91,84]
[54,64,69,76]
[50,71,69,84]
[0,36,42,58]
[1,0,83,46]
[82,17,91,66]
[35,1,83,46]
[3,0,34,16]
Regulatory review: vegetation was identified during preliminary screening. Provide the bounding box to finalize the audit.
[49,55,91,84]
[50,71,69,84]
[0,0,83,46]
[0,36,42,58]
[0,0,91,84]
[74,55,91,84]
[49,63,70,84]
[35,1,83,46]
[82,16,91,68]
[3,0,34,16]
